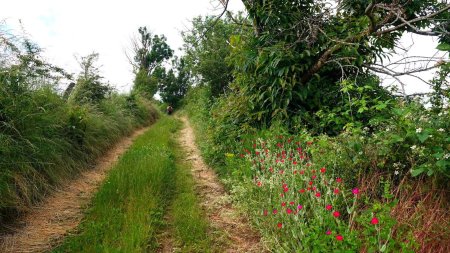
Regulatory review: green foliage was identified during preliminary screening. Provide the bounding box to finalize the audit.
[158,57,190,108]
[182,15,249,97]
[69,53,112,104]
[131,27,173,98]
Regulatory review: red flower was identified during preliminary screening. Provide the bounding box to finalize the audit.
[336,178,342,183]
[371,217,379,225]
[307,141,313,145]
[263,210,268,216]
[309,181,313,186]
[273,209,278,214]
[312,175,317,180]
[281,202,287,207]
[315,192,321,197]
[352,188,360,195]
[300,170,305,175]
[293,161,298,165]
[320,167,326,173]
[255,151,260,155]
[257,181,262,187]
[283,187,289,192]
[277,223,283,228]
[326,205,332,211]
[286,208,292,214]
[289,201,295,205]
[333,188,340,194]
[336,235,343,241]
[333,211,340,218]
[299,189,305,193]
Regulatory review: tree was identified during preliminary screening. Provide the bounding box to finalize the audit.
[70,53,111,104]
[128,27,173,98]
[158,57,190,107]
[215,0,449,133]
[182,15,249,97]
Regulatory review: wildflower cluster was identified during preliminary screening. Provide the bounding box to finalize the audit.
[236,135,396,251]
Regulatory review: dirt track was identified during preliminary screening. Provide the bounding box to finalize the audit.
[177,117,262,253]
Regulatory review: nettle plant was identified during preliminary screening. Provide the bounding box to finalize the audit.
[236,135,414,252]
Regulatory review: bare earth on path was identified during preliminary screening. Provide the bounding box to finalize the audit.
[178,116,263,253]
[0,126,150,253]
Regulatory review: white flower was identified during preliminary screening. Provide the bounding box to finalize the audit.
[386,128,391,132]
[438,112,443,117]
[438,128,445,132]
[410,145,417,150]
[444,153,450,160]
[394,170,399,175]
[429,135,433,138]
[416,128,422,133]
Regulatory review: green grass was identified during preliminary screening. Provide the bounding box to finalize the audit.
[169,138,214,252]
[53,116,214,252]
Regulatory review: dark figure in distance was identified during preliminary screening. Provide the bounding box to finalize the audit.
[166,105,173,115]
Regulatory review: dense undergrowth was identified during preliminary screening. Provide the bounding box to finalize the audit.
[0,30,158,226]
[0,78,158,225]
[184,85,449,252]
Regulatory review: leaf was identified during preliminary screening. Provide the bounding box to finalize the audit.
[417,132,429,143]
[437,43,450,51]
[411,167,425,177]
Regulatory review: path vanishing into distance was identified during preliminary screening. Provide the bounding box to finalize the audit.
[0,116,263,253]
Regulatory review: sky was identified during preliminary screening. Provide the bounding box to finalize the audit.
[0,0,245,93]
[0,0,447,95]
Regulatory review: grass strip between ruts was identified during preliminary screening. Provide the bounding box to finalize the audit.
[53,116,214,252]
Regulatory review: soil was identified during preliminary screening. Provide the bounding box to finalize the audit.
[177,117,263,253]
[0,127,150,253]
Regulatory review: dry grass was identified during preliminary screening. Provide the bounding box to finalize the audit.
[358,172,449,253]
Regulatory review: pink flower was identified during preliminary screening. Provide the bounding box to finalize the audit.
[282,202,286,207]
[326,230,332,235]
[333,211,340,218]
[336,178,342,183]
[273,209,278,214]
[333,188,340,195]
[312,175,317,180]
[336,235,343,241]
[297,205,303,210]
[326,205,332,211]
[263,210,268,216]
[315,192,321,197]
[352,188,360,195]
[371,217,379,225]
[286,208,292,214]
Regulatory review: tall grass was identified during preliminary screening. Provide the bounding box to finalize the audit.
[0,75,157,225]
